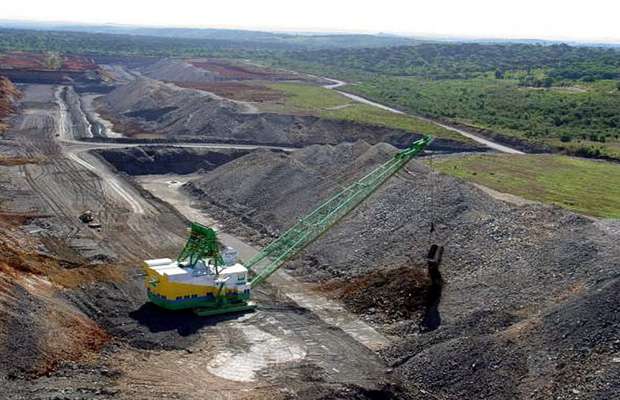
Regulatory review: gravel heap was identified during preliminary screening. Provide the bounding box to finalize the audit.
[140,59,219,83]
[185,143,620,399]
[102,78,483,151]
[184,141,396,237]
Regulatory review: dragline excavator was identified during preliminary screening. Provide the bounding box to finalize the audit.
[143,135,433,316]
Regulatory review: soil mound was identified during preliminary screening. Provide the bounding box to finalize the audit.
[101,78,481,151]
[0,76,20,132]
[141,59,219,83]
[0,217,112,379]
[183,141,396,237]
[184,142,620,399]
[95,146,249,175]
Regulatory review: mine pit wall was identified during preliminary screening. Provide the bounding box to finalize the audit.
[72,83,115,94]
[93,146,251,176]
[0,75,20,130]
[0,68,96,85]
[85,118,488,154]
[91,55,161,69]
[0,68,114,95]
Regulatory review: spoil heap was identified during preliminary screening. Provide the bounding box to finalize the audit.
[0,76,20,133]
[183,142,620,399]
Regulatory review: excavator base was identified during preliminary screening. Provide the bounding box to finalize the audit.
[193,301,257,317]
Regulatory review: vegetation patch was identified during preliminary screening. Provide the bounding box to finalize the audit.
[259,82,475,143]
[435,154,620,218]
[343,77,620,158]
[275,43,620,81]
[188,58,300,80]
[265,43,620,160]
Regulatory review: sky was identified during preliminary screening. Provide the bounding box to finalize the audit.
[1,0,619,43]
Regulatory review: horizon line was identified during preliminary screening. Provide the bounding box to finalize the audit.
[0,18,619,45]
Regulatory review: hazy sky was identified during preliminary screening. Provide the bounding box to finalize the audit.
[1,0,619,42]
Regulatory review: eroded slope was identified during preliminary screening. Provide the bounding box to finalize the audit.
[0,76,20,133]
[181,143,620,399]
[100,78,478,151]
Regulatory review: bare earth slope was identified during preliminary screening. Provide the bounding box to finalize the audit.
[182,144,620,399]
[183,141,396,237]
[0,76,20,133]
[96,146,249,175]
[101,78,482,151]
[140,59,219,83]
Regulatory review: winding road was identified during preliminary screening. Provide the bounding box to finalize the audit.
[6,83,399,399]
[46,82,395,393]
[54,85,296,215]
[54,84,390,349]
[321,77,525,154]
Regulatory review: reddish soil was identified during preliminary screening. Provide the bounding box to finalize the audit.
[0,52,46,69]
[0,155,45,166]
[188,59,299,81]
[60,55,98,71]
[174,81,284,102]
[0,213,117,376]
[0,76,20,133]
[318,265,431,323]
[0,52,97,71]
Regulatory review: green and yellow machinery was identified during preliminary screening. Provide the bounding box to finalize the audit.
[143,135,433,316]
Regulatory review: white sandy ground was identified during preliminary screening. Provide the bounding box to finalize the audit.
[206,317,306,382]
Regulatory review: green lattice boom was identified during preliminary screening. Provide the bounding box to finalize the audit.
[177,222,224,270]
[246,135,432,287]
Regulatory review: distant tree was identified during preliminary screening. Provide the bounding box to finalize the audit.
[495,69,504,79]
[560,133,573,143]
[519,75,535,87]
[543,77,553,88]
[616,81,620,91]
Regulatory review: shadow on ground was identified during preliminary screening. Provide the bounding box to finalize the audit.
[129,302,248,336]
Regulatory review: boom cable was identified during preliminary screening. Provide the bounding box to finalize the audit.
[428,150,436,244]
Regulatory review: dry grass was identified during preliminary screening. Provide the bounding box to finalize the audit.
[0,156,45,166]
[188,58,299,81]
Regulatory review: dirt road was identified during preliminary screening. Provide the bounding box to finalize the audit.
[53,84,296,216]
[321,78,525,154]
[137,174,390,351]
[2,84,404,398]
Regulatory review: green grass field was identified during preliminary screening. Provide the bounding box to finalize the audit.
[258,82,475,144]
[435,154,620,218]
